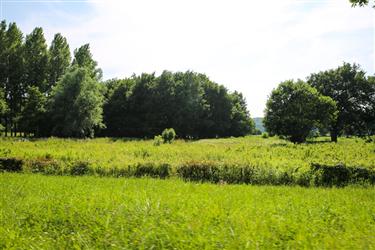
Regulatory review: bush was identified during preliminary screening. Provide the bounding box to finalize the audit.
[70,161,91,176]
[26,158,62,175]
[161,128,176,144]
[0,158,23,172]
[310,163,375,187]
[153,135,163,146]
[261,132,269,139]
[134,163,171,179]
[177,161,295,185]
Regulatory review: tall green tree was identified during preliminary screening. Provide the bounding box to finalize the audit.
[48,33,71,93]
[49,67,104,138]
[264,80,337,143]
[24,27,48,92]
[19,86,46,136]
[72,44,102,80]
[0,20,7,90]
[307,63,371,141]
[4,22,24,136]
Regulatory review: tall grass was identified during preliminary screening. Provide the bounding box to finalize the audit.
[0,136,374,186]
[1,173,374,249]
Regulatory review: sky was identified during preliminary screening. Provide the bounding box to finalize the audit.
[1,0,374,117]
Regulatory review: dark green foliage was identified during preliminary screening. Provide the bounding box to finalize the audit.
[177,162,296,185]
[70,161,90,176]
[103,71,254,138]
[0,157,23,172]
[177,161,375,187]
[134,163,171,179]
[308,63,374,141]
[47,33,71,92]
[310,163,375,187]
[49,67,104,138]
[2,22,24,136]
[24,27,49,92]
[19,86,46,136]
[264,80,337,143]
[161,128,176,143]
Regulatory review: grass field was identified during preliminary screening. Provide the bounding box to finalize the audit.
[0,136,374,186]
[1,173,374,249]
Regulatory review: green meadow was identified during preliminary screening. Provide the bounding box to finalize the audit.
[1,137,375,249]
[1,173,375,249]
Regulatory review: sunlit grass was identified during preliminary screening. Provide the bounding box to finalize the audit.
[1,173,374,249]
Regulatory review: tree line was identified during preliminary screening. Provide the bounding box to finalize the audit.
[264,63,375,143]
[0,21,254,139]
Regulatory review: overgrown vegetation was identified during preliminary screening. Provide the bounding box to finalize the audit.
[1,136,374,186]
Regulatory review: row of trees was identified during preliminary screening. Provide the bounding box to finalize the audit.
[264,63,375,143]
[0,20,102,136]
[103,71,253,138]
[0,21,254,138]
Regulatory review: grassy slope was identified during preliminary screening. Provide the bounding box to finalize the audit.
[1,173,374,249]
[1,136,374,171]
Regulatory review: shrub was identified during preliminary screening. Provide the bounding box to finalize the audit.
[153,135,163,146]
[70,161,91,176]
[134,163,171,178]
[161,128,176,144]
[261,132,269,139]
[310,163,375,187]
[26,158,61,175]
[0,158,23,172]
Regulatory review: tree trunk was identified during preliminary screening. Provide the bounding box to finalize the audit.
[330,128,338,143]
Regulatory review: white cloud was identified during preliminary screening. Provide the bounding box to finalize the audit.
[12,0,375,116]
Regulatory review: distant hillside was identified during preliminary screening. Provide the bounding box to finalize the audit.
[253,117,265,133]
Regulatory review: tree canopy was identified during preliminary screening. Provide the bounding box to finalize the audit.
[24,27,49,92]
[48,33,71,93]
[72,44,102,81]
[49,67,104,138]
[264,80,337,143]
[103,71,254,138]
[307,63,374,141]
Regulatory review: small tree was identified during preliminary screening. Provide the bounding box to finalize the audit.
[49,67,104,138]
[264,80,337,143]
[161,128,176,143]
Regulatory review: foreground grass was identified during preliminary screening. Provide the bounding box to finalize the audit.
[1,173,375,249]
